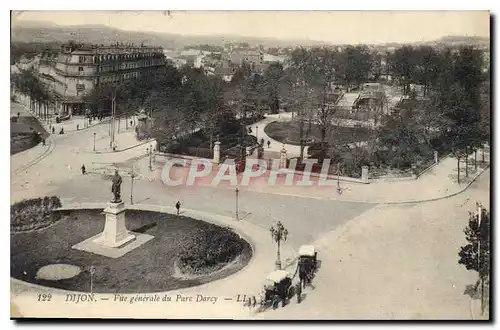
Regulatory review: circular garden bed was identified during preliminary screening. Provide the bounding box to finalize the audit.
[11,209,252,293]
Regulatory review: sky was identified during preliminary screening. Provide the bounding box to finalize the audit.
[12,11,490,44]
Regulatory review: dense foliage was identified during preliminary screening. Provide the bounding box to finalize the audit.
[13,42,489,176]
[177,226,248,275]
[11,196,63,232]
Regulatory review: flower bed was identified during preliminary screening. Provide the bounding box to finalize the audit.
[177,226,249,276]
[11,196,62,233]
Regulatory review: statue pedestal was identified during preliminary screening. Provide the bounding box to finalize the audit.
[93,202,135,248]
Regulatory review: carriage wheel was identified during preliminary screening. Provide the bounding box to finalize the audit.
[288,285,296,299]
[272,295,280,309]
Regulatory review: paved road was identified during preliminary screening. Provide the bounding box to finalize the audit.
[52,173,374,248]
[256,170,490,319]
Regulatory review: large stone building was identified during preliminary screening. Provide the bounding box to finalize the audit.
[37,43,165,116]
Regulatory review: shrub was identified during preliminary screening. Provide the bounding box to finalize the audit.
[177,226,246,275]
[11,196,62,232]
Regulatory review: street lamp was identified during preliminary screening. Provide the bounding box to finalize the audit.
[235,188,239,220]
[89,266,96,295]
[270,221,288,270]
[93,133,96,152]
[130,171,136,205]
[256,125,259,141]
[149,144,153,171]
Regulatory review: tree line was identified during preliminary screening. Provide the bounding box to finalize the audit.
[11,43,490,177]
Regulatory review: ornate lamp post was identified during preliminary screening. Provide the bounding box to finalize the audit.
[89,266,96,294]
[270,221,288,270]
[130,170,136,205]
[147,144,153,171]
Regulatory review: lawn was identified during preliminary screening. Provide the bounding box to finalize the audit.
[11,209,252,293]
[264,121,375,146]
[11,115,49,155]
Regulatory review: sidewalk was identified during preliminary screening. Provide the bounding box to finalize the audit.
[13,98,112,134]
[242,154,490,204]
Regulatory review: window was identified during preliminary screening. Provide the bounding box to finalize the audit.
[79,56,85,63]
[78,67,84,72]
[76,83,85,91]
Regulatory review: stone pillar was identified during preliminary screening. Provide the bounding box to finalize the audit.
[434,150,438,164]
[93,202,135,248]
[213,141,221,164]
[361,166,369,183]
[280,146,287,169]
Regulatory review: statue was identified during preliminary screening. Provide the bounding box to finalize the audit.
[111,170,122,203]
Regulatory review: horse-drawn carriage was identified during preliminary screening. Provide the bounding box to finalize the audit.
[298,245,318,287]
[258,270,296,311]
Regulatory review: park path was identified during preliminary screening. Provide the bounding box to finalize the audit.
[246,115,308,156]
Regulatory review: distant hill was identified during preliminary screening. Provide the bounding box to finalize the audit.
[11,20,328,49]
[10,20,490,50]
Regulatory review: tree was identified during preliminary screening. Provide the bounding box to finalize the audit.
[285,48,316,161]
[412,46,440,98]
[308,47,338,146]
[336,45,373,90]
[263,62,284,113]
[458,204,490,315]
[388,45,417,95]
[428,47,484,182]
[377,110,431,170]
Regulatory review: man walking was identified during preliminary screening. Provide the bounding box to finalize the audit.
[81,164,86,175]
[175,201,181,215]
[267,140,271,149]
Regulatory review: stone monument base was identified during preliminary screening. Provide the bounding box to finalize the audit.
[72,202,154,258]
[94,202,135,248]
[93,201,135,248]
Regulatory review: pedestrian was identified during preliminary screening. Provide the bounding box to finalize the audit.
[175,201,181,215]
[130,120,133,127]
[17,112,20,118]
[81,164,86,175]
[77,124,79,130]
[42,138,46,146]
[59,127,64,135]
[52,127,55,134]
[267,140,271,148]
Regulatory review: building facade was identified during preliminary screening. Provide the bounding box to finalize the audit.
[37,43,165,116]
